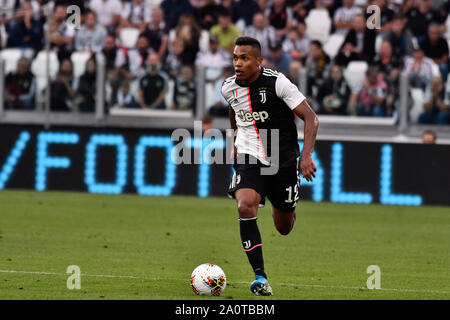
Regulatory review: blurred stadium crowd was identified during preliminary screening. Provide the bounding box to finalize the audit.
[1,0,450,124]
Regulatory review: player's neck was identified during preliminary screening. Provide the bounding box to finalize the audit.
[238,67,261,87]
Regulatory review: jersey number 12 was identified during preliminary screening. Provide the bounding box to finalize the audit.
[285,184,299,203]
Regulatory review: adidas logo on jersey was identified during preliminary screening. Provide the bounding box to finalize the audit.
[236,110,269,123]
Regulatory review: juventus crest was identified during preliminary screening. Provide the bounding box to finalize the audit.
[259,89,266,104]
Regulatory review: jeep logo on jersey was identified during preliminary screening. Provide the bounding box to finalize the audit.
[237,110,269,123]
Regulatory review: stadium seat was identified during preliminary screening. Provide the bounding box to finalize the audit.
[31,50,59,78]
[323,33,345,59]
[71,51,92,78]
[30,50,60,107]
[343,61,368,91]
[0,48,24,74]
[119,28,140,49]
[305,9,331,44]
[235,19,246,33]
[409,88,424,123]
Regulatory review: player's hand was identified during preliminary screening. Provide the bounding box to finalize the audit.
[300,155,317,182]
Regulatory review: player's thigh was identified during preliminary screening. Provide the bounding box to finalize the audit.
[267,165,300,214]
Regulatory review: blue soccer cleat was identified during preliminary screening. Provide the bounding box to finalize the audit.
[250,275,273,296]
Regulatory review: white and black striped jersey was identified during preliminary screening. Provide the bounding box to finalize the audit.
[222,67,306,167]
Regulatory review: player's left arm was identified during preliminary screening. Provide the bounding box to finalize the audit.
[276,73,319,182]
[293,100,319,182]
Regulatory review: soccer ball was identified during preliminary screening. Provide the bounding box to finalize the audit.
[190,263,227,296]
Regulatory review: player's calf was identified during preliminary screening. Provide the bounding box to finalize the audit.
[273,209,296,235]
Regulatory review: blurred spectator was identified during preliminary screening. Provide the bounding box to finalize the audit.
[418,76,450,124]
[230,0,261,27]
[120,0,151,32]
[89,0,122,33]
[210,9,241,52]
[405,0,443,42]
[54,0,85,13]
[6,1,43,54]
[189,0,203,9]
[5,57,36,110]
[170,14,200,65]
[264,0,293,39]
[195,35,231,83]
[243,12,277,58]
[126,35,154,78]
[138,53,167,109]
[383,13,416,58]
[221,0,234,10]
[76,57,97,112]
[258,0,269,12]
[420,23,449,81]
[334,14,376,66]
[209,66,234,117]
[262,40,292,75]
[371,0,396,33]
[99,34,132,106]
[141,7,169,58]
[0,0,17,27]
[374,41,401,77]
[406,0,444,42]
[198,0,224,30]
[333,0,363,35]
[404,45,436,90]
[350,67,388,116]
[75,10,107,53]
[49,59,78,111]
[101,34,121,72]
[422,130,436,144]
[374,41,401,114]
[45,5,75,62]
[290,0,308,22]
[303,40,331,96]
[316,64,351,115]
[282,21,310,63]
[164,37,189,78]
[160,0,195,32]
[30,0,50,22]
[172,65,196,110]
[117,81,141,108]
[201,114,213,131]
[389,0,408,14]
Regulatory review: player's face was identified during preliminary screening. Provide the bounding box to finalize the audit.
[233,45,262,83]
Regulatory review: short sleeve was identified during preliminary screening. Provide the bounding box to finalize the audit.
[221,81,229,103]
[275,73,306,110]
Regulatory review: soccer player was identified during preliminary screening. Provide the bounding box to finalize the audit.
[222,36,318,295]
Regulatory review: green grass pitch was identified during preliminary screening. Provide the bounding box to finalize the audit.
[0,190,449,300]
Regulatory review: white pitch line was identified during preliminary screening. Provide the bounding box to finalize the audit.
[1,269,449,295]
[0,270,181,281]
[274,282,450,295]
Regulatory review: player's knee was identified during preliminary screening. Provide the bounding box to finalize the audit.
[237,202,257,219]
